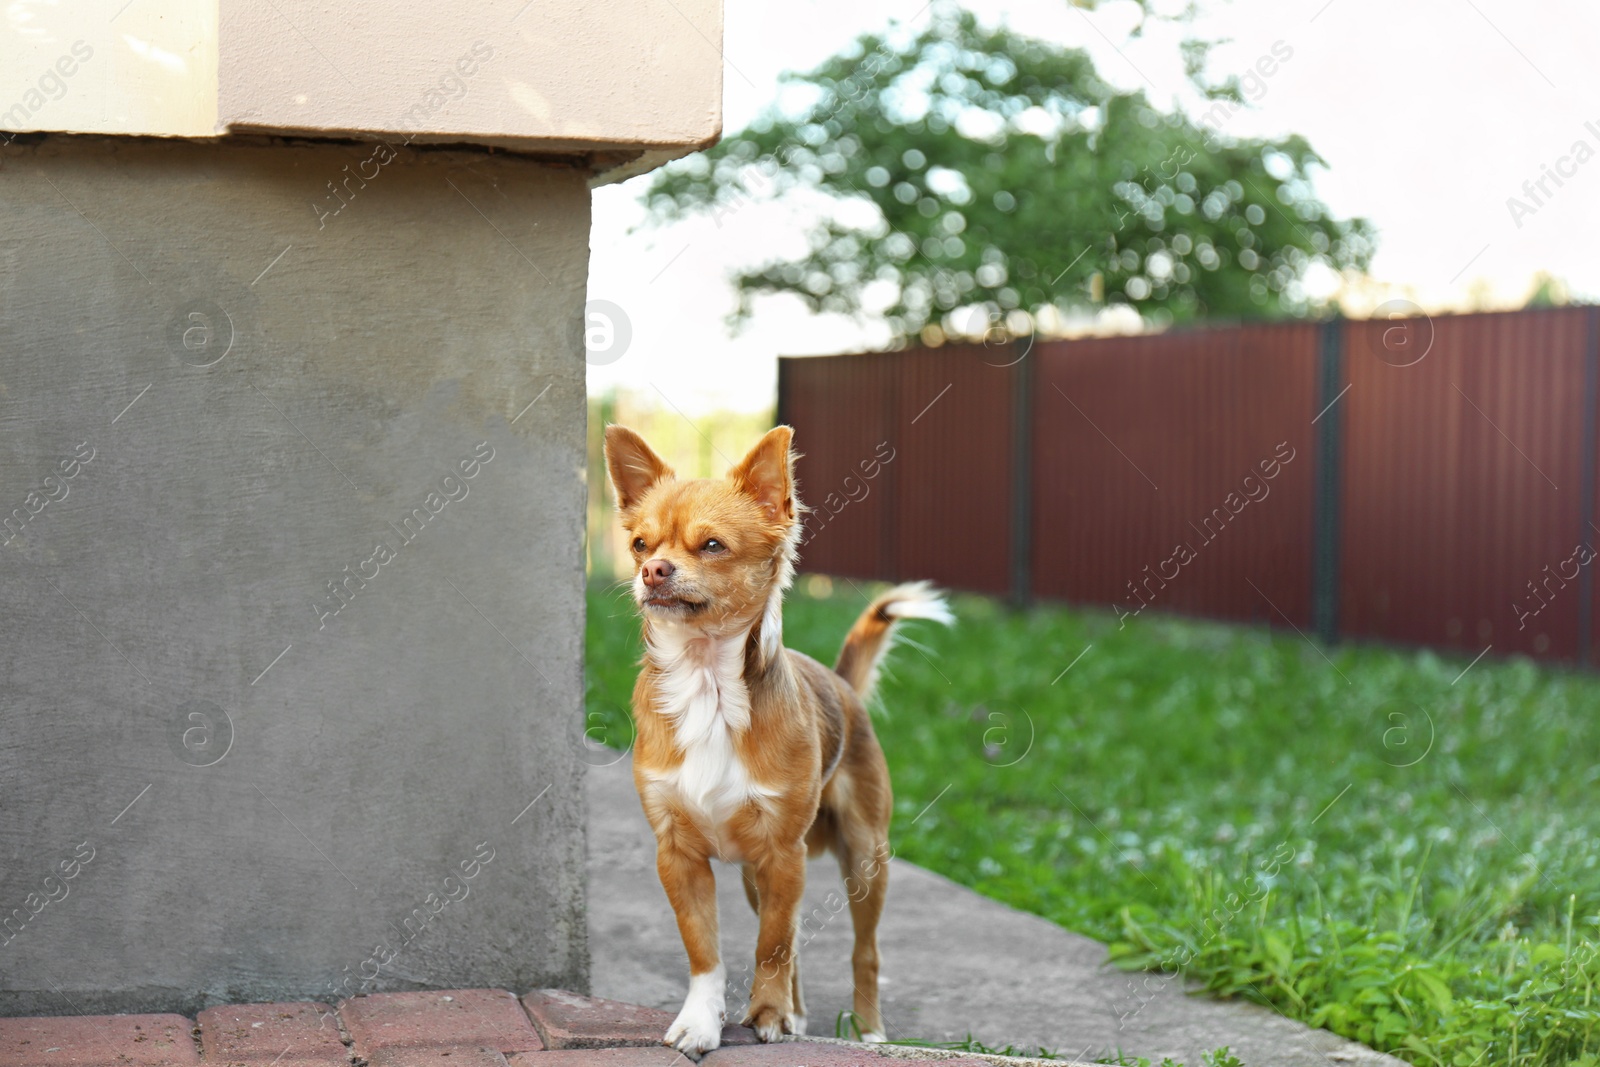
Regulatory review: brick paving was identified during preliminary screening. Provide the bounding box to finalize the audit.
[195,1002,346,1065]
[0,990,1005,1067]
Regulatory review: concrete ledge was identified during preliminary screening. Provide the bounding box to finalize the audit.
[1,0,721,180]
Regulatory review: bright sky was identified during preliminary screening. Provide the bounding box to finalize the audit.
[586,0,1595,413]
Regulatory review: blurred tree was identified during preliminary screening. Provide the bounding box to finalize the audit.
[1524,271,1570,308]
[643,6,1375,342]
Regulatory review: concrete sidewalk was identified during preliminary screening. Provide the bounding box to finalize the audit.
[587,758,1404,1067]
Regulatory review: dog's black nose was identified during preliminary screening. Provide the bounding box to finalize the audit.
[642,558,676,587]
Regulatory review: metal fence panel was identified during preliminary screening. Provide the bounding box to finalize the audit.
[1029,325,1320,627]
[783,346,1016,596]
[888,346,1016,597]
[780,352,898,582]
[778,306,1600,666]
[1339,307,1592,661]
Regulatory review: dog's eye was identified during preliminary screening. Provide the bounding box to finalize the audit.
[702,538,726,554]
[632,537,647,553]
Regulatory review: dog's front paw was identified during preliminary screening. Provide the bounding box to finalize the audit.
[663,1008,723,1060]
[741,1003,795,1044]
[664,972,726,1060]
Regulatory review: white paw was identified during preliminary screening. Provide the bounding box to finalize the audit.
[787,1014,807,1036]
[753,1014,786,1043]
[861,1031,887,1043]
[664,969,725,1059]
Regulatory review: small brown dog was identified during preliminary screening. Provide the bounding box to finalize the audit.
[604,424,951,1058]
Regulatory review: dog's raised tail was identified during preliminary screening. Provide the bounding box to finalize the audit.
[833,580,954,700]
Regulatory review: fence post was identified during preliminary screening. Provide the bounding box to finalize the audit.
[1009,338,1036,609]
[1581,309,1599,666]
[775,357,791,429]
[1312,317,1344,644]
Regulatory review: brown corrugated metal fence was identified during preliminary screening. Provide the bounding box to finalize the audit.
[779,346,1017,597]
[1029,325,1321,629]
[777,306,1600,666]
[1338,308,1594,662]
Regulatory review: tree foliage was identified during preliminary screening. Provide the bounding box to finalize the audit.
[643,7,1375,341]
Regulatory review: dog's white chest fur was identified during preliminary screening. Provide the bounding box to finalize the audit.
[643,623,775,860]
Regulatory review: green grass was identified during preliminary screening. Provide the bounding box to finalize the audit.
[585,579,1600,1067]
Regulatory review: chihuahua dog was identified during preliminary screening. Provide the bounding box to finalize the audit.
[604,424,951,1058]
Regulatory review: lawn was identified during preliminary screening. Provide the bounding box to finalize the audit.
[584,578,1600,1067]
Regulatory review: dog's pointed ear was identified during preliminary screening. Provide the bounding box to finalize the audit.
[728,426,796,526]
[605,425,675,513]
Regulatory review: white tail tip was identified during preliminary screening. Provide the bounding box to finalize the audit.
[880,580,955,626]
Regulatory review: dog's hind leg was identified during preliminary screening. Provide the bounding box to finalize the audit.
[740,863,760,913]
[789,928,807,1034]
[742,843,806,1042]
[742,862,806,1034]
[837,816,891,1041]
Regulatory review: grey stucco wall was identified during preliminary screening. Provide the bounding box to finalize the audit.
[0,137,590,1014]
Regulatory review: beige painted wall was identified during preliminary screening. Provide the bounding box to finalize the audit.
[1,0,721,170]
[0,0,217,136]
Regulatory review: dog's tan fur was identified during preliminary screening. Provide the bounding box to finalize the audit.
[603,424,950,1058]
